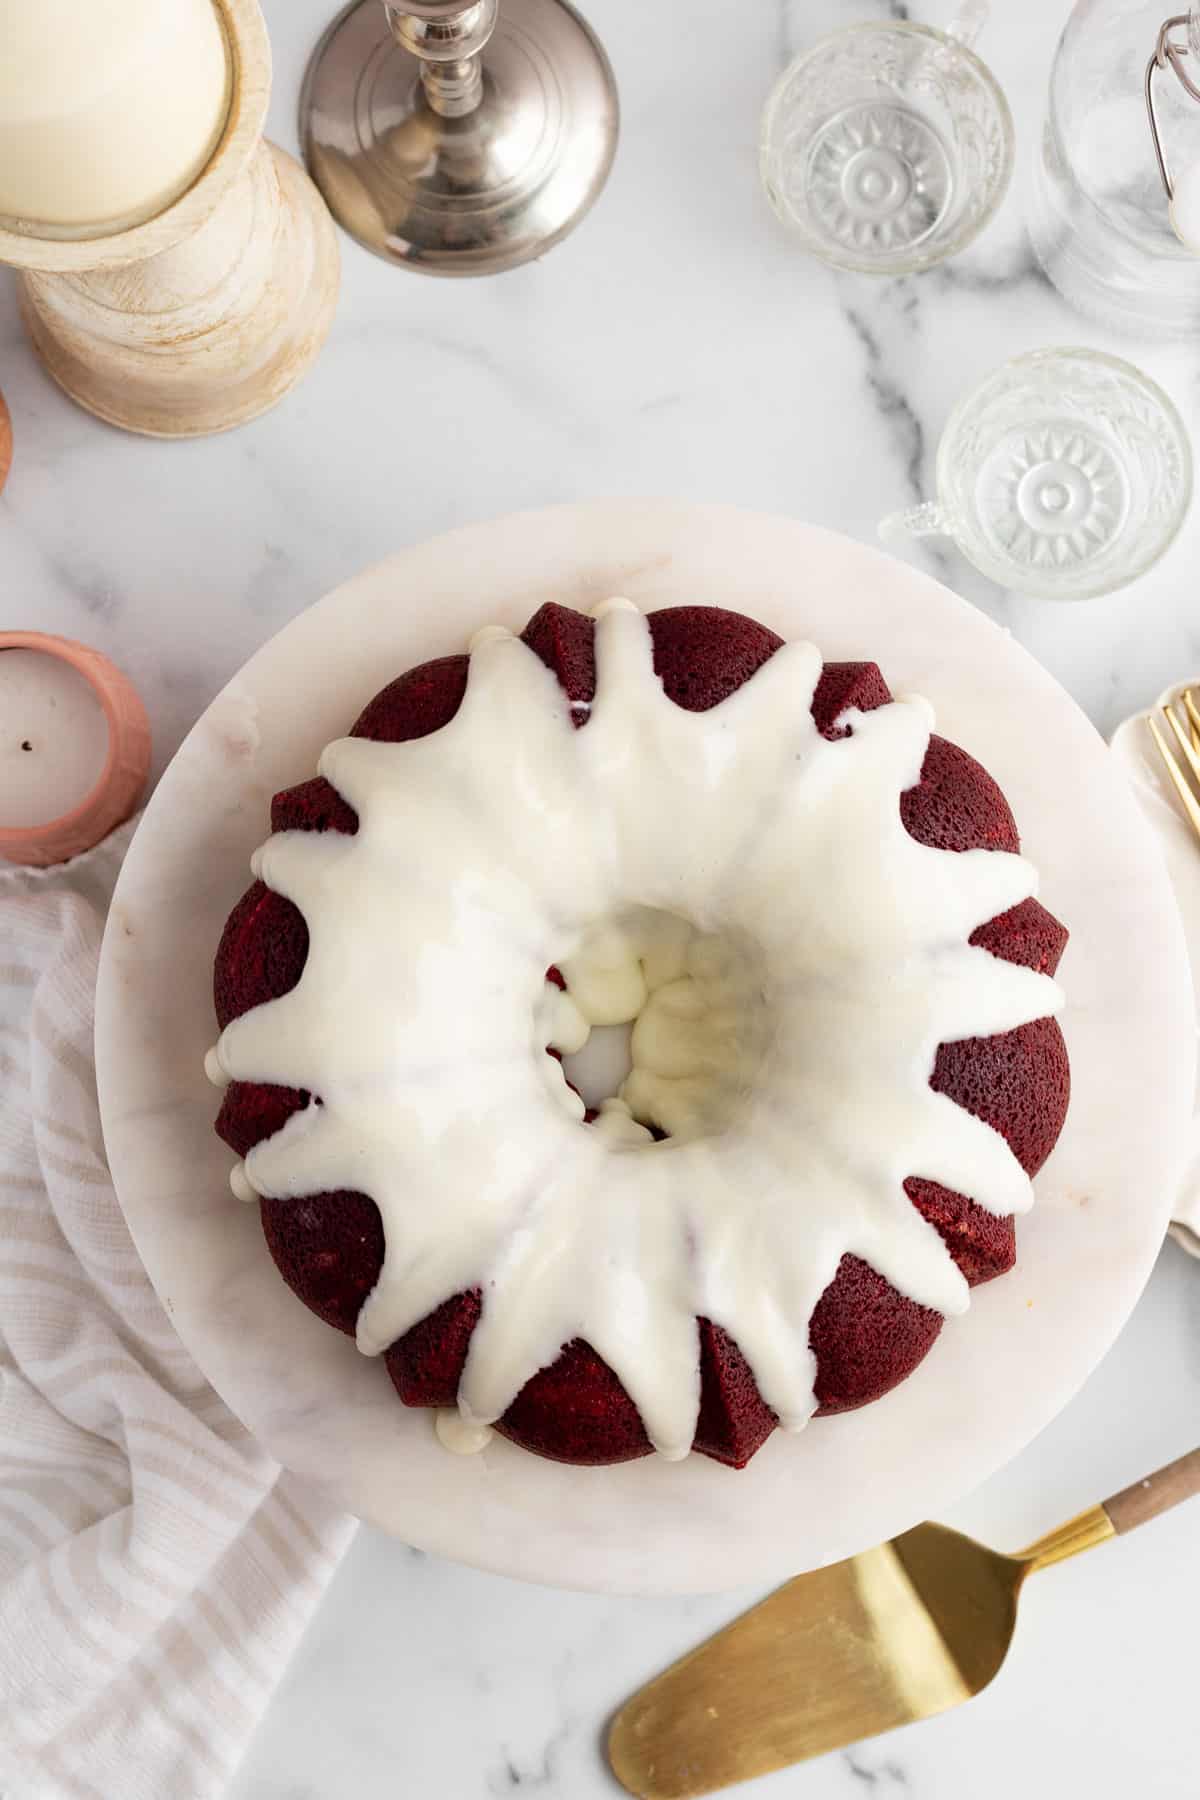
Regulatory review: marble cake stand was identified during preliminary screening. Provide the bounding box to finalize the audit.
[95,501,1194,1596]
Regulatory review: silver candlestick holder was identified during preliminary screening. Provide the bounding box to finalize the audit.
[299,0,619,275]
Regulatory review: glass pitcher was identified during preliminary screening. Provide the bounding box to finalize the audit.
[1030,2,1200,336]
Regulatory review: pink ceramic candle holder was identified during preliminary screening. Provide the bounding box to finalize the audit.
[0,632,151,868]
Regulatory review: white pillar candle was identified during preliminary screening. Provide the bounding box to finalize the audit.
[1,648,111,828]
[0,0,231,236]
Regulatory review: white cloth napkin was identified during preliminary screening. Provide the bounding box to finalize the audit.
[0,824,357,1800]
[1111,686,1200,1259]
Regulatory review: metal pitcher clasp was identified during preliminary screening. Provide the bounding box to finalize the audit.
[1147,14,1200,200]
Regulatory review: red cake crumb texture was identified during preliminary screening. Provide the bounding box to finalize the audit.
[213,603,1070,1470]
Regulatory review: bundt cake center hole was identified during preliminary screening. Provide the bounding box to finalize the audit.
[561,1023,634,1113]
[548,907,770,1145]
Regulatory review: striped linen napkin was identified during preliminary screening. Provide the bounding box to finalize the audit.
[0,823,356,1800]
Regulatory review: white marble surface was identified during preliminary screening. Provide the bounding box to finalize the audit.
[3,0,1200,1792]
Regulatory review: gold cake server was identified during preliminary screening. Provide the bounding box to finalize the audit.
[609,1448,1200,1799]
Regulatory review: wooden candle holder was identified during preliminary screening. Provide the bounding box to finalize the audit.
[0,0,340,438]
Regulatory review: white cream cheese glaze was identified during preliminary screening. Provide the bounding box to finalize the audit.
[206,600,1064,1460]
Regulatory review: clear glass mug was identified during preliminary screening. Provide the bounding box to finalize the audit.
[759,1,1014,274]
[880,348,1193,601]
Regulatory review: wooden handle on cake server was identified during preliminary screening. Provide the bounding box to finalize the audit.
[1102,1448,1200,1536]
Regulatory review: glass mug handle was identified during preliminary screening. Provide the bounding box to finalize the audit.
[947,0,989,49]
[878,502,953,546]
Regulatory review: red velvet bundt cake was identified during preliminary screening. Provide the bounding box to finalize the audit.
[207,600,1069,1470]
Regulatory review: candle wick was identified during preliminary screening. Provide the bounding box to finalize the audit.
[21,741,33,752]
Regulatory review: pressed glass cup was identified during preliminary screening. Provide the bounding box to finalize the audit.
[880,348,1193,601]
[760,7,1014,275]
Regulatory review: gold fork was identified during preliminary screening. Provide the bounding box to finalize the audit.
[1148,685,1200,837]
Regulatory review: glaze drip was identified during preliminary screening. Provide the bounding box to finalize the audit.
[207,601,1063,1460]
